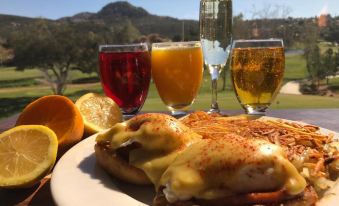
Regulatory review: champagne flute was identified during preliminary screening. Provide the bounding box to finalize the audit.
[230,39,285,115]
[200,0,233,113]
[98,43,151,118]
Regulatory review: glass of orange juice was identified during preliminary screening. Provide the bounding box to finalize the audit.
[152,41,204,116]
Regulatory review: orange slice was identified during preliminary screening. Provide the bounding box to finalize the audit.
[16,95,84,151]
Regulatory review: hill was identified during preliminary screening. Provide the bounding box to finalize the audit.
[1,1,338,48]
[0,14,37,39]
[60,1,199,40]
[0,1,199,41]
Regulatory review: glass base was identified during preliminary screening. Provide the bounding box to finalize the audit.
[122,108,140,115]
[167,104,190,118]
[243,104,269,116]
[208,101,221,114]
[208,108,220,114]
[122,107,141,120]
[170,110,188,118]
[122,114,136,121]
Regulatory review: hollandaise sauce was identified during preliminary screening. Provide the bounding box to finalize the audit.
[160,137,306,202]
[96,113,202,186]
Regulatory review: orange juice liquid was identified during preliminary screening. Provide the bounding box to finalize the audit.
[152,46,203,110]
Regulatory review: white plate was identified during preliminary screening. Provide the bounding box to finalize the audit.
[51,119,339,206]
[50,134,154,206]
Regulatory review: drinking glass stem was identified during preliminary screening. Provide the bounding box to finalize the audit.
[209,65,221,113]
[211,78,220,113]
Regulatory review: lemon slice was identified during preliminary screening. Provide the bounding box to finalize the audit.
[75,93,122,135]
[0,125,58,188]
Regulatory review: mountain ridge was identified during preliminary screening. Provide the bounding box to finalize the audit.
[0,1,199,40]
[58,1,199,39]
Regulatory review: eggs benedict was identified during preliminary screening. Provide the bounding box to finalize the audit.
[94,112,334,205]
[155,135,307,205]
[95,113,202,185]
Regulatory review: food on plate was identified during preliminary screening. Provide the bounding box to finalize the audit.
[178,111,339,205]
[94,111,338,205]
[0,125,58,188]
[155,135,308,206]
[16,95,84,153]
[75,93,122,135]
[95,113,202,185]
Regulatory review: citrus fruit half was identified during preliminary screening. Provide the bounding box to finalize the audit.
[16,95,84,151]
[0,125,58,188]
[75,93,122,135]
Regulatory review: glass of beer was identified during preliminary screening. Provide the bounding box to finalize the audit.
[98,43,151,116]
[230,39,285,115]
[152,41,204,116]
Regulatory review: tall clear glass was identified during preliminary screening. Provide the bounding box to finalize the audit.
[230,39,285,115]
[151,41,204,117]
[98,43,151,117]
[200,0,233,113]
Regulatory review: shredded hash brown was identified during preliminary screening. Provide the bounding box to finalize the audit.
[180,111,339,199]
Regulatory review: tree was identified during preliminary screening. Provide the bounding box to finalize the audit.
[115,19,140,43]
[0,37,13,65]
[9,20,100,94]
[322,48,337,84]
[233,14,249,39]
[250,4,292,19]
[249,3,292,41]
[134,33,171,49]
[320,15,339,44]
[335,49,339,74]
[304,44,324,89]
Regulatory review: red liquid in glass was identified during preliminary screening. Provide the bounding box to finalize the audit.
[99,51,151,114]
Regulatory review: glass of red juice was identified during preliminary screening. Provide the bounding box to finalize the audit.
[98,43,151,116]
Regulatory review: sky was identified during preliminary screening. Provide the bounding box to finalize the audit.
[0,0,338,20]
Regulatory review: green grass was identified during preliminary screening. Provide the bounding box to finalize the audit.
[328,77,339,91]
[270,94,339,109]
[0,77,39,88]
[329,77,339,84]
[143,92,339,111]
[0,67,98,87]
[1,81,339,121]
[284,55,308,80]
[0,67,42,81]
[0,83,103,120]
[319,42,339,54]
[0,83,102,98]
[1,52,339,121]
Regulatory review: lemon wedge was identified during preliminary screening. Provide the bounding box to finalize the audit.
[0,125,58,188]
[75,93,122,135]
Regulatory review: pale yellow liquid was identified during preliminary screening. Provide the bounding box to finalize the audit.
[152,46,203,110]
[231,47,285,110]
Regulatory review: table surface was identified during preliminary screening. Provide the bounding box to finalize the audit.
[1,109,339,206]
